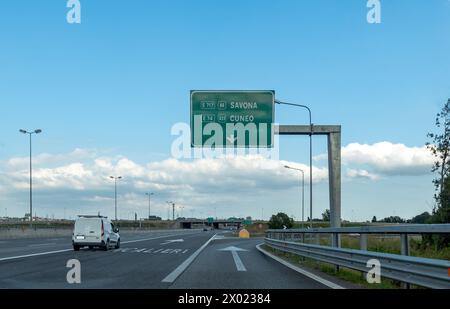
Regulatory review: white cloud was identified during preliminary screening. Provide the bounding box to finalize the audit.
[346,169,379,180]
[0,143,434,219]
[315,142,434,177]
[342,142,433,175]
[5,148,98,170]
[0,151,329,209]
[0,150,335,219]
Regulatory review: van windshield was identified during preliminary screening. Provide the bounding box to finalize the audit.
[75,218,101,234]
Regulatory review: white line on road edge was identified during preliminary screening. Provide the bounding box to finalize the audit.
[162,233,217,283]
[256,244,345,289]
[122,232,199,244]
[0,231,200,263]
[28,243,57,247]
[0,249,73,262]
[232,251,247,272]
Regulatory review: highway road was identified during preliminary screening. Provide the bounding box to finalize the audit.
[0,230,338,289]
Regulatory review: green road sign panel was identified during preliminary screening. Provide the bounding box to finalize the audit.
[190,90,275,148]
[207,217,214,223]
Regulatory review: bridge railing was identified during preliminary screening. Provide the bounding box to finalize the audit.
[264,224,450,289]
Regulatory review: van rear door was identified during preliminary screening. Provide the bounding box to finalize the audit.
[74,218,102,243]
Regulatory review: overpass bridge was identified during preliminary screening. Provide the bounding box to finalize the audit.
[178,219,245,229]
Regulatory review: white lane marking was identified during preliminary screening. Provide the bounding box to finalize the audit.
[162,233,217,283]
[218,246,248,272]
[28,243,56,247]
[256,244,345,289]
[121,232,197,244]
[0,231,199,262]
[161,239,184,245]
[232,251,247,272]
[0,249,73,262]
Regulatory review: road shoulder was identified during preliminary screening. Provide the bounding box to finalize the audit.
[257,244,364,289]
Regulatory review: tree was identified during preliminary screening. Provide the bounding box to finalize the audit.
[321,209,330,222]
[424,178,450,249]
[428,177,450,224]
[371,216,377,223]
[379,216,406,223]
[410,212,431,224]
[425,99,450,249]
[268,212,294,229]
[426,99,450,203]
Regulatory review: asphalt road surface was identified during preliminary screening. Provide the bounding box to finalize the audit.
[0,230,333,289]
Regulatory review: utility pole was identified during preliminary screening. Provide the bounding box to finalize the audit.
[110,176,122,221]
[284,165,305,228]
[19,129,42,228]
[276,100,313,228]
[166,201,175,221]
[172,203,175,221]
[145,192,154,219]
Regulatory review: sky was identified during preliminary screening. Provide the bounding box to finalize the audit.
[0,0,449,221]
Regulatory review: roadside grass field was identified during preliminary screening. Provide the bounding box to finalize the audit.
[316,235,450,260]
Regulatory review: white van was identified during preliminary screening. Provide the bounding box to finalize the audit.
[72,215,120,251]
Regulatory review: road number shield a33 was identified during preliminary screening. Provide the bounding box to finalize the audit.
[190,91,275,148]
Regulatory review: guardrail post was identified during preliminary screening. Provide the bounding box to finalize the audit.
[400,233,410,289]
[360,234,368,251]
[359,233,368,280]
[400,234,410,256]
[314,233,320,245]
[331,233,340,271]
[331,233,340,247]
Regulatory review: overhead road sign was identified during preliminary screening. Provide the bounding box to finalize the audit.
[190,90,275,148]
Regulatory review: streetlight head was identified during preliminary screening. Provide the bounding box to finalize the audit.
[284,165,291,169]
[118,176,122,179]
[19,129,27,134]
[110,176,114,179]
[34,129,42,134]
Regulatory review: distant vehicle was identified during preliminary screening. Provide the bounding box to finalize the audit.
[72,215,120,251]
[203,228,208,232]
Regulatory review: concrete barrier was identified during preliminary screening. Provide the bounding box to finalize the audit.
[0,227,199,240]
[0,227,73,239]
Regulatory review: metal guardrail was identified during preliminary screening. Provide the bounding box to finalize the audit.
[267,224,450,235]
[264,224,450,289]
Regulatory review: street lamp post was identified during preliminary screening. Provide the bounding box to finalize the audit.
[166,201,175,220]
[110,176,122,221]
[19,129,42,227]
[285,165,305,228]
[145,193,154,220]
[275,100,313,227]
